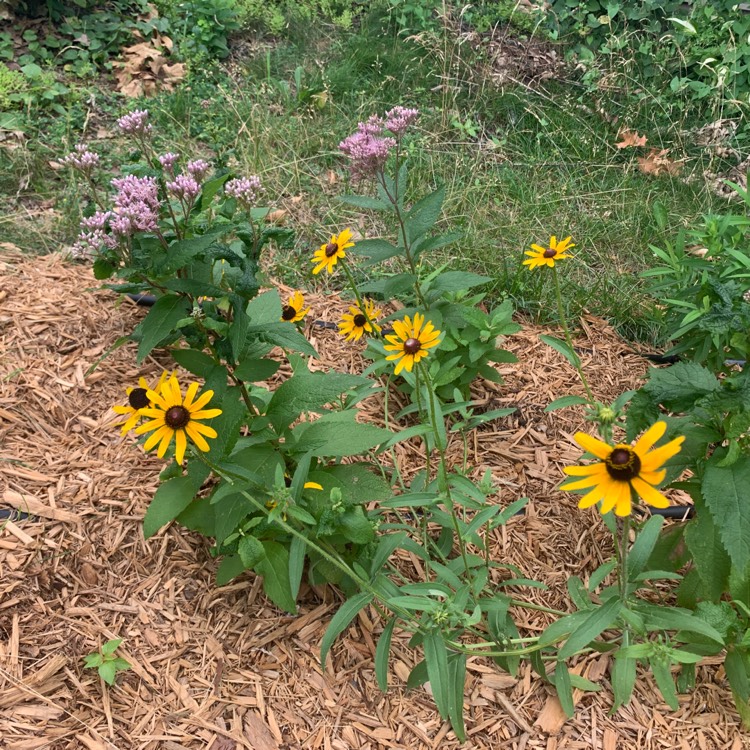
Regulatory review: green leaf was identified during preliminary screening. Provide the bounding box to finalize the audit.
[93,258,115,279]
[143,476,197,538]
[157,229,225,274]
[702,457,750,572]
[611,653,637,710]
[637,603,725,644]
[588,560,617,592]
[375,617,397,691]
[684,510,731,601]
[539,334,580,368]
[405,186,444,243]
[170,348,218,378]
[289,535,306,600]
[644,362,719,411]
[266,369,371,432]
[545,395,590,412]
[423,629,451,719]
[246,322,317,358]
[352,238,403,266]
[307,463,391,506]
[725,647,750,703]
[358,273,418,298]
[554,661,575,718]
[216,554,245,585]
[423,271,489,296]
[238,534,265,568]
[98,662,118,685]
[290,411,392,457]
[134,295,190,362]
[338,508,375,544]
[207,388,246,459]
[101,639,122,655]
[559,598,622,659]
[198,173,230,211]
[447,653,467,741]
[246,289,283,325]
[650,658,679,711]
[234,357,280,382]
[320,592,374,667]
[256,541,297,613]
[628,515,665,581]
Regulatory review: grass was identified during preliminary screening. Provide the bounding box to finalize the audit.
[1,7,728,344]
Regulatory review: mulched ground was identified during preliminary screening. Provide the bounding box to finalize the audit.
[0,250,747,750]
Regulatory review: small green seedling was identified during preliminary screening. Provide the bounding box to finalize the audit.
[83,639,131,685]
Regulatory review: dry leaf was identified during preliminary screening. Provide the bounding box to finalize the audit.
[114,37,185,98]
[637,148,683,177]
[615,128,647,149]
[266,210,287,225]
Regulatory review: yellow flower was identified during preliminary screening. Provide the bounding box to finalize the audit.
[134,373,222,464]
[338,299,382,341]
[383,312,441,375]
[523,235,575,270]
[311,228,355,275]
[560,421,685,517]
[304,481,323,490]
[281,291,310,323]
[112,372,169,435]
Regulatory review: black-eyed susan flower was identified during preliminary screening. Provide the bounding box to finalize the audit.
[523,235,575,270]
[134,374,222,464]
[112,373,169,435]
[560,421,684,517]
[311,228,355,275]
[338,299,382,341]
[281,291,310,323]
[383,312,441,375]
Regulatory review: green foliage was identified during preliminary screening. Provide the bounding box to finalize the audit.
[0,64,26,109]
[164,0,239,60]
[545,0,750,124]
[643,186,750,372]
[82,639,131,685]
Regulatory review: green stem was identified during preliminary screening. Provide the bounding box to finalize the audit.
[418,361,471,578]
[552,267,595,404]
[618,510,632,605]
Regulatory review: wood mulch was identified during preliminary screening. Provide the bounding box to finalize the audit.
[0,250,747,749]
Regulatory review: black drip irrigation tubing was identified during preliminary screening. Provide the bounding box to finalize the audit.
[123,293,697,523]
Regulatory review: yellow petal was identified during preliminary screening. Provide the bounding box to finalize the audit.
[600,479,628,515]
[135,417,166,435]
[174,429,187,463]
[560,473,608,491]
[563,463,607,477]
[189,390,215,413]
[190,408,222,420]
[640,437,685,472]
[574,432,613,460]
[144,425,170,452]
[631,476,670,509]
[577,481,608,509]
[304,481,323,490]
[185,423,210,452]
[183,381,200,409]
[633,421,666,455]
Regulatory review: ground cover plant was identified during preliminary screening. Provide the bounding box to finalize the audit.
[59,100,750,737]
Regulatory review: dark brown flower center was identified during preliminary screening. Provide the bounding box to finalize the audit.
[404,337,422,355]
[165,405,191,430]
[325,242,339,257]
[281,305,297,321]
[543,247,557,258]
[129,387,150,409]
[353,314,367,327]
[605,446,641,481]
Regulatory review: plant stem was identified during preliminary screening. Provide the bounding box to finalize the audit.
[418,361,471,578]
[339,258,380,336]
[618,510,632,605]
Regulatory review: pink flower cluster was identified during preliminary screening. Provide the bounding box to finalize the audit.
[117,109,153,137]
[167,174,201,203]
[225,176,263,208]
[72,212,117,259]
[63,144,100,174]
[159,152,180,173]
[187,159,211,182]
[339,118,396,181]
[110,175,160,236]
[339,106,420,180]
[385,106,419,137]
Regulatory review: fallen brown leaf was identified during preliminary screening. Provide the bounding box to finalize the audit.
[637,148,683,177]
[615,128,647,149]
